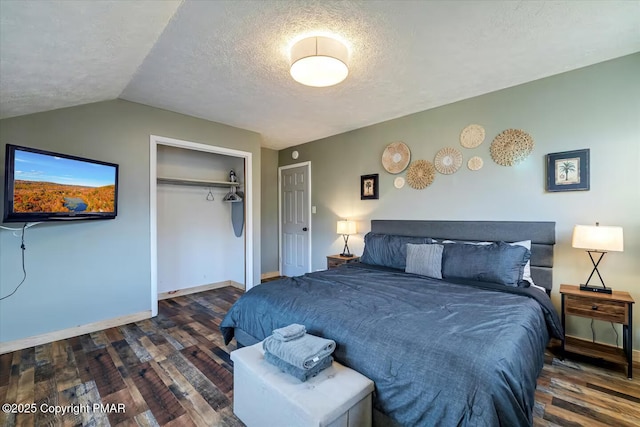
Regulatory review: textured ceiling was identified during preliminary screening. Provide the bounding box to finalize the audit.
[1,1,639,149]
[0,0,181,119]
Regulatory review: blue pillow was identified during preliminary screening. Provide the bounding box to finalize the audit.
[442,241,530,287]
[361,233,434,270]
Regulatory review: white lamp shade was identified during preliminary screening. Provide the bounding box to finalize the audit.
[337,220,357,235]
[572,224,624,252]
[290,36,349,87]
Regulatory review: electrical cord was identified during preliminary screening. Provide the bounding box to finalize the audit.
[589,319,620,348]
[0,222,41,237]
[0,223,28,301]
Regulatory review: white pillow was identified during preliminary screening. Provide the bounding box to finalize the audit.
[440,239,535,287]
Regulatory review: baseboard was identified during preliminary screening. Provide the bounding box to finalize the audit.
[158,280,238,300]
[565,334,640,363]
[0,310,151,355]
[228,280,245,290]
[261,271,280,280]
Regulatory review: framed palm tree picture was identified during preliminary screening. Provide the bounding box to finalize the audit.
[361,174,379,200]
[546,149,590,192]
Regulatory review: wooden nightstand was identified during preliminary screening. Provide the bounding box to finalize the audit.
[560,284,634,379]
[327,254,360,269]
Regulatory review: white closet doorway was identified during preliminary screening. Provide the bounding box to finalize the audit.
[150,135,253,317]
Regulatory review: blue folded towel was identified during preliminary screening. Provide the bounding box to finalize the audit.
[273,323,306,341]
[263,333,336,370]
[264,350,333,382]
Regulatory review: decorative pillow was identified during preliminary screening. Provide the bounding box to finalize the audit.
[405,243,444,279]
[441,239,535,287]
[361,233,434,270]
[442,241,530,287]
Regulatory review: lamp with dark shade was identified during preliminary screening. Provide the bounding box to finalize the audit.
[572,223,624,294]
[337,220,356,257]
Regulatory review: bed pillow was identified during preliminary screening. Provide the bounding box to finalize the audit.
[441,239,535,287]
[442,241,530,287]
[511,240,534,287]
[405,243,444,279]
[361,232,434,270]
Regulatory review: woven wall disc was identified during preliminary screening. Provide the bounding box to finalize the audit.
[434,147,463,174]
[490,129,534,166]
[382,142,411,174]
[394,177,405,189]
[467,156,483,171]
[406,160,435,189]
[460,124,486,148]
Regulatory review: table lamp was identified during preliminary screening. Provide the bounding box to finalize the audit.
[572,223,624,294]
[337,220,357,257]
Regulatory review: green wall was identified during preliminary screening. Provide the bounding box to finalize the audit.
[278,54,640,349]
[0,99,262,343]
[261,147,279,273]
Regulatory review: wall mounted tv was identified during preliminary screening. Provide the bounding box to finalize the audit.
[3,144,118,222]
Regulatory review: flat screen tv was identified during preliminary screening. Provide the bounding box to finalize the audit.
[3,144,118,222]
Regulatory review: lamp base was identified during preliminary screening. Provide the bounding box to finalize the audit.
[579,284,612,294]
[339,253,353,258]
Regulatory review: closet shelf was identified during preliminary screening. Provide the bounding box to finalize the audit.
[157,177,240,188]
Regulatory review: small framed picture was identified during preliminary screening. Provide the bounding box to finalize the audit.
[546,149,590,192]
[360,174,379,200]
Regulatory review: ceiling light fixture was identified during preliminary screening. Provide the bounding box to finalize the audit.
[290,36,349,87]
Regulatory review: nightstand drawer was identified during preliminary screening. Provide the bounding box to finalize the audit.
[565,295,628,324]
[326,255,360,269]
[327,259,343,269]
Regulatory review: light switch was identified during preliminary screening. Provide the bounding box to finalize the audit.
[312,206,317,214]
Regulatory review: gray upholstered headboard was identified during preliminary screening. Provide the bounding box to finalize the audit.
[370,220,556,293]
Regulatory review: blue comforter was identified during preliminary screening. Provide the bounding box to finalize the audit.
[220,263,563,426]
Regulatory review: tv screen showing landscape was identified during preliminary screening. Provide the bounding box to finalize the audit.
[4,145,118,221]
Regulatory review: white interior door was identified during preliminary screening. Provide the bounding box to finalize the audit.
[279,163,311,277]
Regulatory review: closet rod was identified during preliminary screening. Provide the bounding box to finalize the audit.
[157,177,240,188]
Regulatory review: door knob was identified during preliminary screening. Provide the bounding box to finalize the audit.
[303,227,308,231]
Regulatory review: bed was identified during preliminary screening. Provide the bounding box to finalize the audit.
[220,220,563,426]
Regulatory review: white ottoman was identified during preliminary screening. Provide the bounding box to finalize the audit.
[231,343,374,427]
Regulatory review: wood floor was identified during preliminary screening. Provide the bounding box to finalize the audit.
[1,285,639,427]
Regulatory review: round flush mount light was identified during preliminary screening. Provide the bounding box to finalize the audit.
[290,36,349,87]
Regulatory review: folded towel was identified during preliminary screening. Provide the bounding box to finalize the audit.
[264,350,333,382]
[263,333,336,370]
[272,323,306,341]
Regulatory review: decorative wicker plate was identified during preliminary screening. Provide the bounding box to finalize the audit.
[382,142,411,174]
[490,129,534,166]
[393,177,405,189]
[467,156,484,171]
[434,147,463,175]
[460,124,485,148]
[406,160,435,189]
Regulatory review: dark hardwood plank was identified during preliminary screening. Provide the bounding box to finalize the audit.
[85,349,126,396]
[181,346,233,393]
[166,352,230,411]
[130,362,186,425]
[0,352,13,387]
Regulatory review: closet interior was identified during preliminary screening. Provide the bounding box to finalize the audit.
[156,144,246,297]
